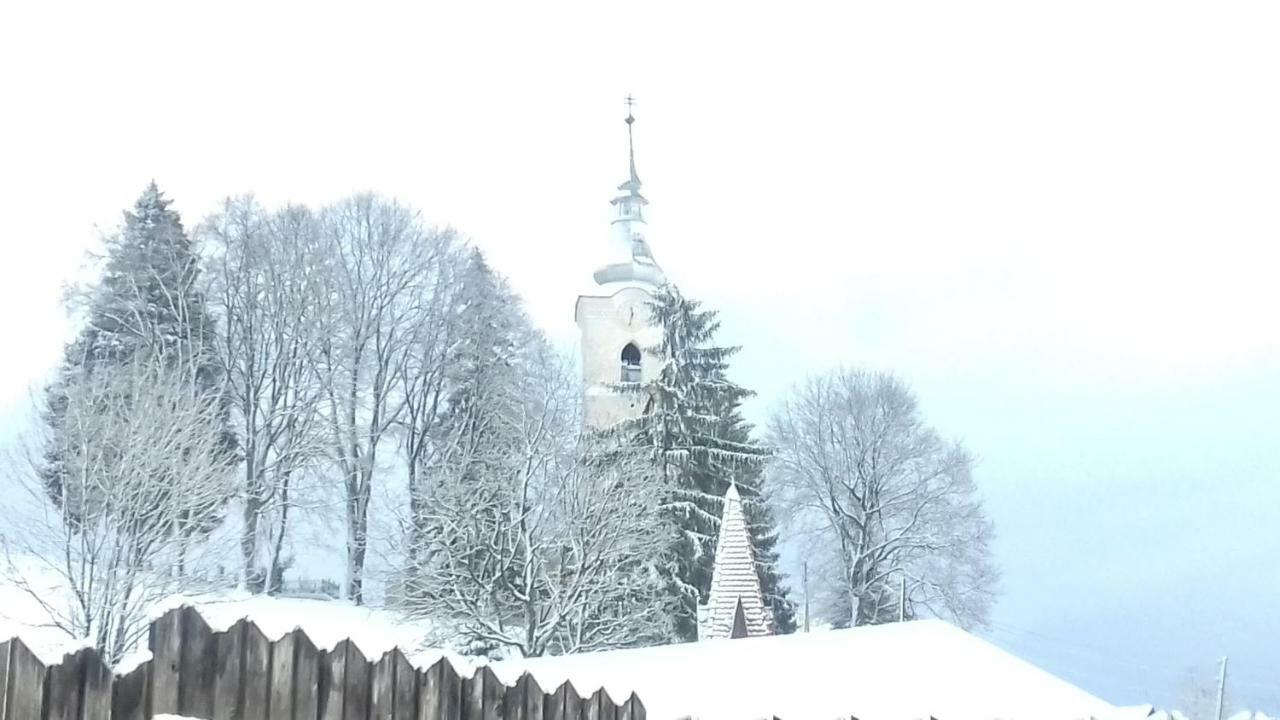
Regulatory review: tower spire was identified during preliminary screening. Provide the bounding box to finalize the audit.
[591,95,665,287]
[625,94,640,187]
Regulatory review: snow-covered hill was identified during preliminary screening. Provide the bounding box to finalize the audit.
[492,619,1119,720]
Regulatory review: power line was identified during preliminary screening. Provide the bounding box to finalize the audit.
[984,622,1280,694]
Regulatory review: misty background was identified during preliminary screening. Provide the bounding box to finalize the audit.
[1,1,1277,710]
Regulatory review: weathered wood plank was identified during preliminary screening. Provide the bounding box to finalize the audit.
[0,640,9,719]
[546,681,581,720]
[241,621,271,720]
[586,688,616,720]
[340,639,371,720]
[393,650,417,719]
[619,693,645,720]
[292,631,321,720]
[212,618,244,720]
[372,647,419,719]
[150,606,184,715]
[44,649,81,720]
[463,666,483,720]
[372,650,397,720]
[270,629,299,719]
[464,665,503,720]
[111,662,150,720]
[418,658,461,720]
[318,640,348,720]
[179,605,217,718]
[3,638,46,720]
[504,672,543,720]
[80,648,114,720]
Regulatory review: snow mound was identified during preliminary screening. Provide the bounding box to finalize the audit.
[1,555,470,674]
[490,620,1119,720]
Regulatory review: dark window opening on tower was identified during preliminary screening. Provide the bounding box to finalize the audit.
[621,343,642,383]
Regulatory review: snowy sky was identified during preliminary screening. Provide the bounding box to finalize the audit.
[1,0,1277,711]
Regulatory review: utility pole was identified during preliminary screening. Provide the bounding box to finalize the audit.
[802,561,810,632]
[1215,656,1228,720]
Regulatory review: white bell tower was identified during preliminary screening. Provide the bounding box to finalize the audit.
[575,97,666,429]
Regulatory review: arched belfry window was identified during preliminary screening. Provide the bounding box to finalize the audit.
[620,343,642,383]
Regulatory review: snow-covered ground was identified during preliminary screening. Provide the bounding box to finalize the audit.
[4,559,1273,720]
[492,619,1118,720]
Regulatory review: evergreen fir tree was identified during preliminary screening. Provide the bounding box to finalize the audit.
[614,284,795,640]
[437,249,529,470]
[43,182,235,536]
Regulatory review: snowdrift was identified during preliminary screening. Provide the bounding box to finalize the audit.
[491,619,1119,720]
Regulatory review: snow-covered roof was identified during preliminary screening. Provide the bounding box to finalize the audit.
[592,257,666,287]
[699,483,773,639]
[491,619,1120,720]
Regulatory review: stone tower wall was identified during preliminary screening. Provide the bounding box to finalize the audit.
[575,285,662,429]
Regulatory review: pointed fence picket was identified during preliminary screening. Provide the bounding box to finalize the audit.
[0,605,643,720]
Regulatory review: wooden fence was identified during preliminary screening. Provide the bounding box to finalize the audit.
[0,605,644,720]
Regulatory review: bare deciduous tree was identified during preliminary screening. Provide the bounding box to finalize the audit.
[410,348,672,657]
[311,195,456,604]
[2,356,235,664]
[767,368,998,629]
[202,197,330,593]
[396,236,466,597]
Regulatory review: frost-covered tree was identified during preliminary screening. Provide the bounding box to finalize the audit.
[202,197,331,593]
[308,195,456,604]
[614,284,793,640]
[767,369,998,629]
[5,356,235,664]
[42,182,235,557]
[399,248,511,600]
[396,240,466,596]
[410,332,671,657]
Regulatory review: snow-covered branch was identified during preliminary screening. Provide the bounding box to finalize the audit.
[768,368,998,629]
[4,355,235,663]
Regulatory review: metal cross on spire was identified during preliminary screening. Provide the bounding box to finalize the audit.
[623,94,640,186]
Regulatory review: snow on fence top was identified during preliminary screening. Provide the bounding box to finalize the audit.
[0,605,643,720]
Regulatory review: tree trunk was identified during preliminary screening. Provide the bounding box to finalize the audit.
[405,460,425,600]
[266,467,293,595]
[346,469,372,605]
[241,462,265,592]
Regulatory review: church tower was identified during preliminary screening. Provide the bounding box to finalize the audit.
[575,99,666,428]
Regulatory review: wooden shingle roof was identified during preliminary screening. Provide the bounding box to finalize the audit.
[697,483,773,640]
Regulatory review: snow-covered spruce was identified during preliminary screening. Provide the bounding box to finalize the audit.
[14,183,236,664]
[607,283,795,640]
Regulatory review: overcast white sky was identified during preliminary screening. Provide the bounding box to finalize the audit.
[2,0,1278,710]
